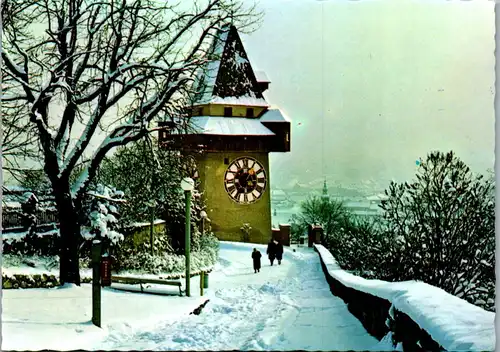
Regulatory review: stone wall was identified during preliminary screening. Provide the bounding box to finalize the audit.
[124,220,167,247]
[314,246,444,351]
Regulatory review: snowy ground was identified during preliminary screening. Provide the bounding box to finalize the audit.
[3,241,384,351]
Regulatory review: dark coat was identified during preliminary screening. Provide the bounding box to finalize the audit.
[276,242,284,260]
[267,241,277,259]
[252,250,262,270]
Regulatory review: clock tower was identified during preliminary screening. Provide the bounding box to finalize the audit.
[159,24,291,244]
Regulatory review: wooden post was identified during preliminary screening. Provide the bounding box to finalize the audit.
[200,271,204,296]
[92,240,102,327]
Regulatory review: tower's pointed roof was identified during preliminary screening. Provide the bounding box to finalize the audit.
[192,24,269,107]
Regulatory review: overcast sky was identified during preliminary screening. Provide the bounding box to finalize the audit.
[241,0,495,189]
[4,0,495,191]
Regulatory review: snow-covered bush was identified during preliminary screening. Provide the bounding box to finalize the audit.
[199,231,219,256]
[301,151,494,312]
[240,223,252,242]
[1,254,93,289]
[20,192,38,233]
[81,184,125,245]
[114,232,219,275]
[3,227,60,256]
[325,216,390,278]
[289,195,350,244]
[97,140,208,254]
[377,151,495,311]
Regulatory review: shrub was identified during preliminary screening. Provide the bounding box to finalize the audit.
[378,151,495,311]
[290,195,349,243]
[114,232,219,275]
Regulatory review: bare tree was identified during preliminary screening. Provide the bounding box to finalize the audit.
[2,0,260,284]
[1,25,40,183]
[1,103,40,182]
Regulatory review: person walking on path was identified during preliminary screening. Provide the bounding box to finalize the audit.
[276,240,284,265]
[267,240,277,266]
[251,248,262,273]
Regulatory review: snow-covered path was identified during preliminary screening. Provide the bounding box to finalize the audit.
[99,242,379,351]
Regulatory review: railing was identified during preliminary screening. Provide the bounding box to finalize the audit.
[313,243,495,351]
[2,209,58,230]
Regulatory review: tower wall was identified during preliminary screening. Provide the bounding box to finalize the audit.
[196,151,272,244]
[193,104,267,118]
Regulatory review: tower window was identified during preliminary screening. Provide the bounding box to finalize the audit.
[224,107,232,117]
[246,108,254,118]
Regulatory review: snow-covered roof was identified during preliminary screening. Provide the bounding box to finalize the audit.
[207,96,269,107]
[193,25,230,105]
[259,109,290,123]
[3,185,30,193]
[255,70,270,83]
[366,194,389,201]
[2,201,22,209]
[192,24,267,107]
[190,116,275,136]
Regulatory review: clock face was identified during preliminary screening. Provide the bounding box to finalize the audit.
[224,157,267,204]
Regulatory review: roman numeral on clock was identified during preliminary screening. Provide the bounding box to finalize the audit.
[227,184,236,194]
[255,184,264,193]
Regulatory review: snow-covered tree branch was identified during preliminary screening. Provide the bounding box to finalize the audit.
[2,0,261,285]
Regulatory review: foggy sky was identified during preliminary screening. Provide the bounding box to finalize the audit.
[241,0,495,188]
[4,0,495,191]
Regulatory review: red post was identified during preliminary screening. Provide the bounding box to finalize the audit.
[100,255,112,287]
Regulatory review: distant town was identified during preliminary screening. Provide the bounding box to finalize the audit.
[270,180,387,227]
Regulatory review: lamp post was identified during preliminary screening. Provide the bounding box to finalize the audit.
[180,177,194,297]
[200,210,207,235]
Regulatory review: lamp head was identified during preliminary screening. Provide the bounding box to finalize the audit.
[180,177,195,192]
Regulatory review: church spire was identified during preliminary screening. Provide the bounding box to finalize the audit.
[321,179,329,201]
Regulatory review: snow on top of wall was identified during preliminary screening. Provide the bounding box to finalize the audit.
[190,116,275,136]
[3,229,59,244]
[313,244,495,351]
[129,219,167,228]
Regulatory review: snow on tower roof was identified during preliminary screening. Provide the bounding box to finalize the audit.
[192,25,230,105]
[207,95,269,107]
[192,24,267,107]
[254,70,270,83]
[190,116,275,136]
[259,109,290,123]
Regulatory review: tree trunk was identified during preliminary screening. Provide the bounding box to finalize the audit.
[53,180,81,285]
